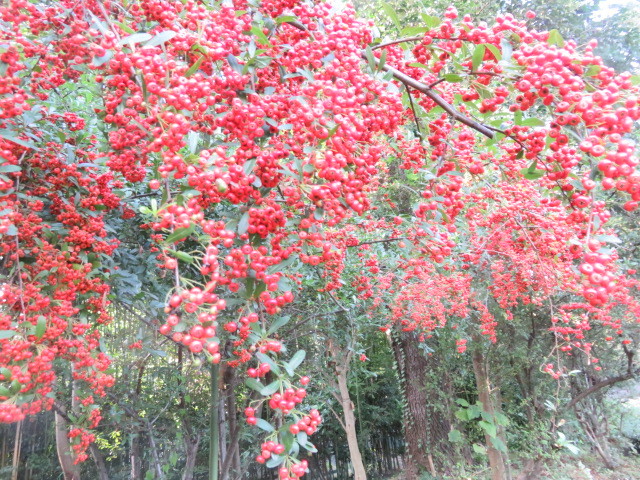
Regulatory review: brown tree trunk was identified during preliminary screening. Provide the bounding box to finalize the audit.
[391,331,449,479]
[181,425,200,480]
[11,420,22,480]
[90,443,109,480]
[471,337,508,480]
[55,411,80,480]
[130,433,142,480]
[327,339,367,480]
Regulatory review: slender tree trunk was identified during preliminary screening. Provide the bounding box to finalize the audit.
[471,337,507,480]
[209,364,220,480]
[130,433,142,480]
[327,339,367,480]
[391,331,449,479]
[182,428,200,480]
[90,443,110,480]
[55,412,80,480]
[335,365,367,480]
[11,420,22,480]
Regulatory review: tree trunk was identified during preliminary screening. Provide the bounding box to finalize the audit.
[130,433,142,480]
[327,339,367,480]
[55,412,80,480]
[471,338,508,480]
[335,365,367,480]
[90,443,110,480]
[391,331,450,479]
[11,420,22,480]
[182,428,200,480]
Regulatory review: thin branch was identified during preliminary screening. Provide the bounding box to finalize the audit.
[371,36,423,50]
[405,85,423,140]
[350,237,406,247]
[377,60,495,138]
[284,21,495,138]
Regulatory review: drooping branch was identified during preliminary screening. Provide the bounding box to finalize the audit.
[564,347,636,411]
[284,21,495,138]
[374,60,495,138]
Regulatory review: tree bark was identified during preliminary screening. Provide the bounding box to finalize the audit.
[327,339,367,480]
[391,331,449,479]
[130,433,142,480]
[55,411,80,480]
[89,443,110,480]
[11,420,22,480]
[471,338,508,480]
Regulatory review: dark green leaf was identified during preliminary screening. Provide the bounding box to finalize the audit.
[472,44,486,71]
[260,380,281,396]
[267,316,290,335]
[35,315,46,340]
[185,56,205,77]
[0,164,20,173]
[0,330,17,340]
[145,31,177,47]
[255,418,275,432]
[119,33,152,46]
[245,378,264,393]
[164,224,195,244]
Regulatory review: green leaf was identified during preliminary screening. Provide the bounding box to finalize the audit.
[0,130,37,150]
[266,454,284,468]
[548,29,565,48]
[421,14,441,29]
[255,418,275,432]
[400,26,430,36]
[484,43,502,61]
[365,46,376,72]
[443,74,463,82]
[237,212,250,235]
[455,398,470,407]
[408,62,430,69]
[245,378,264,393]
[276,15,297,24]
[35,315,46,340]
[0,330,17,340]
[455,409,468,422]
[164,224,195,244]
[260,380,281,396]
[172,251,195,264]
[119,33,153,46]
[0,164,20,173]
[491,436,508,453]
[267,316,290,335]
[255,352,281,375]
[595,234,621,244]
[479,420,497,438]
[472,443,487,455]
[472,44,486,71]
[297,431,308,445]
[145,31,177,47]
[520,117,544,127]
[448,429,463,442]
[185,56,205,77]
[251,25,271,46]
[584,64,601,77]
[285,350,306,375]
[115,22,135,34]
[520,167,546,180]
[381,2,400,30]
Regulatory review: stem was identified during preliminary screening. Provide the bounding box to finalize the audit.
[209,363,220,480]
